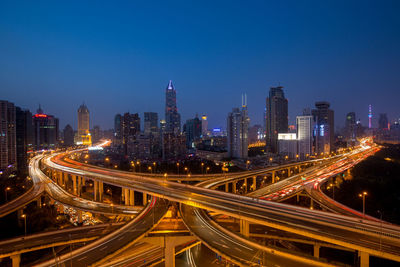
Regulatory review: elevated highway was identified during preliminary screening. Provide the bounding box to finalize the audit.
[42,145,400,264]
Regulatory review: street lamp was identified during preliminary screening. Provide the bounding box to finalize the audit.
[201,162,204,174]
[110,203,114,214]
[4,187,10,202]
[148,166,152,174]
[21,214,27,236]
[176,163,180,176]
[206,167,210,174]
[358,191,368,217]
[246,160,250,170]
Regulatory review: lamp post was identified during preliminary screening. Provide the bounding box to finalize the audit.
[176,163,180,176]
[206,167,210,174]
[358,191,368,217]
[201,162,204,174]
[4,187,10,202]
[21,214,27,236]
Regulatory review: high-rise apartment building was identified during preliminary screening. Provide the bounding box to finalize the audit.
[114,114,122,146]
[312,101,334,154]
[165,80,181,134]
[227,98,249,159]
[33,106,59,150]
[144,112,158,135]
[265,86,288,153]
[0,100,16,171]
[296,115,313,159]
[16,107,33,174]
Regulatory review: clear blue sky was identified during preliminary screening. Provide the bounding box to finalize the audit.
[1,0,399,131]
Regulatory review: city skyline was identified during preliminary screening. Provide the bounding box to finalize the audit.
[1,1,400,130]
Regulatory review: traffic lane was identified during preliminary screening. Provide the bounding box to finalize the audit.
[181,204,318,267]
[38,198,168,267]
[0,224,121,254]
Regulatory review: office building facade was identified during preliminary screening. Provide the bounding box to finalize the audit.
[227,103,249,159]
[312,101,334,154]
[165,80,181,134]
[266,86,288,153]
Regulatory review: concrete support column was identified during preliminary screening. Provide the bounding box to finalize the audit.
[359,251,369,267]
[310,199,314,209]
[297,193,300,203]
[129,189,135,206]
[36,197,42,208]
[165,238,175,267]
[252,176,256,190]
[98,181,103,202]
[233,182,237,193]
[77,210,83,224]
[272,171,276,183]
[72,175,77,195]
[77,176,82,196]
[225,183,229,193]
[313,244,320,258]
[143,193,148,206]
[11,254,21,267]
[240,219,250,237]
[287,168,291,177]
[124,188,129,205]
[94,181,98,201]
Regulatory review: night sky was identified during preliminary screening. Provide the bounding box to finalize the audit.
[1,1,399,131]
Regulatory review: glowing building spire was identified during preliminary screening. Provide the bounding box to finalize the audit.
[368,104,372,129]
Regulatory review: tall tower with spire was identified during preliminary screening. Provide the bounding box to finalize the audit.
[368,104,372,129]
[165,80,181,134]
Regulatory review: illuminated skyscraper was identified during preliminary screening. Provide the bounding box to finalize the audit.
[0,100,16,171]
[33,105,59,150]
[312,102,334,154]
[16,107,33,174]
[201,115,208,136]
[77,103,90,144]
[165,80,181,134]
[296,115,313,159]
[227,95,250,159]
[265,86,288,153]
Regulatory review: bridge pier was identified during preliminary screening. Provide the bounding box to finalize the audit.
[252,176,256,190]
[240,220,250,237]
[98,181,103,202]
[232,182,236,193]
[313,244,320,258]
[272,171,276,183]
[144,236,195,267]
[72,175,77,195]
[94,180,99,201]
[11,254,21,267]
[77,176,82,196]
[359,251,369,267]
[129,189,135,206]
[143,193,148,205]
[36,196,42,208]
[123,188,129,205]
